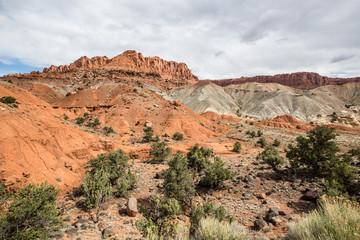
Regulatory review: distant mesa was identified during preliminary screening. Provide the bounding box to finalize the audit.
[43,50,198,82]
[209,72,360,89]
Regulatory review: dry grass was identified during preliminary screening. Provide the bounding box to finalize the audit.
[285,196,360,240]
[194,217,248,240]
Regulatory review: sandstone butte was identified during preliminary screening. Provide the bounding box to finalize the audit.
[209,72,360,89]
[43,50,199,82]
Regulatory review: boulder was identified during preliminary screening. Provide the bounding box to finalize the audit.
[127,197,138,217]
[254,219,267,230]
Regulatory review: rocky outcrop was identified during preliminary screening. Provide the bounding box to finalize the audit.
[43,50,198,81]
[210,72,360,89]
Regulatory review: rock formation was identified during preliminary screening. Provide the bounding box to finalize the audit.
[210,72,360,89]
[43,50,198,82]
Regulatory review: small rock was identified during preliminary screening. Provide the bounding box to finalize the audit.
[301,190,318,201]
[127,197,138,217]
[266,211,278,221]
[254,219,267,230]
[279,210,286,216]
[271,217,282,226]
[144,121,152,127]
[155,172,164,179]
[103,226,117,237]
[258,193,267,200]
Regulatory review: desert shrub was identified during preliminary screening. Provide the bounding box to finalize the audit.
[0,182,62,240]
[249,122,254,125]
[149,141,172,163]
[63,114,69,120]
[326,160,357,196]
[75,117,85,125]
[162,153,195,207]
[173,132,184,141]
[257,130,263,137]
[136,195,180,239]
[103,126,115,135]
[273,139,281,147]
[245,130,251,135]
[284,196,360,240]
[7,80,13,84]
[349,147,360,161]
[257,137,267,148]
[249,130,256,138]
[190,202,233,233]
[85,150,137,198]
[262,146,284,172]
[87,117,101,128]
[199,157,234,189]
[85,149,129,184]
[194,217,248,240]
[0,96,16,104]
[0,183,12,209]
[232,141,242,153]
[187,144,213,173]
[83,112,90,118]
[114,170,138,198]
[143,126,154,142]
[286,125,340,174]
[82,169,112,213]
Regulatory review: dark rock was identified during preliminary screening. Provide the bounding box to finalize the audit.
[271,217,282,226]
[279,210,286,216]
[301,190,318,201]
[155,172,164,179]
[254,219,267,230]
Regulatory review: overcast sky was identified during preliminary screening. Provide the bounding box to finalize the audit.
[0,0,360,79]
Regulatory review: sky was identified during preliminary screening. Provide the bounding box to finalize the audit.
[0,0,360,79]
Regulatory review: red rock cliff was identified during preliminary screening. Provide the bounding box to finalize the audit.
[210,72,360,89]
[43,50,198,81]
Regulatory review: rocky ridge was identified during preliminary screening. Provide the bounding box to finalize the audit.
[43,50,198,82]
[209,72,360,90]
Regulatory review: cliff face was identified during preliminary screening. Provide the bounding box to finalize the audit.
[43,50,198,81]
[210,72,360,89]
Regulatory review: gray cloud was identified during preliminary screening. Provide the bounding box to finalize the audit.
[0,0,360,78]
[331,54,355,63]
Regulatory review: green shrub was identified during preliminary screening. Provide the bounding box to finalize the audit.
[75,117,85,125]
[190,202,233,233]
[257,130,263,137]
[284,196,360,240]
[85,149,129,184]
[232,141,242,153]
[0,183,12,208]
[85,150,137,199]
[286,126,340,174]
[136,195,180,239]
[0,96,16,104]
[114,169,138,198]
[257,137,267,148]
[143,126,154,142]
[103,126,115,135]
[194,217,248,240]
[199,157,234,189]
[63,114,69,120]
[273,139,281,147]
[0,182,62,240]
[249,131,256,138]
[87,117,101,128]
[162,153,195,207]
[249,122,254,125]
[326,160,356,196]
[173,132,184,141]
[262,146,284,172]
[149,141,172,163]
[82,169,112,212]
[187,144,213,173]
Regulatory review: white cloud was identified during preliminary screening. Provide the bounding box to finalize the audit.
[0,0,360,78]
